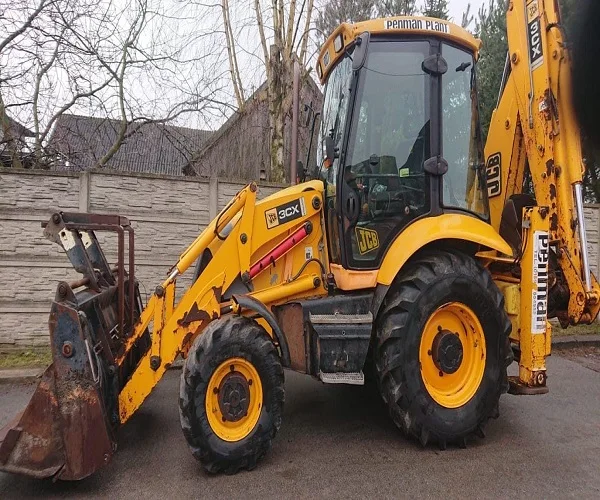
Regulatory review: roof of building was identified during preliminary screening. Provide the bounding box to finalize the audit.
[0,115,35,141]
[185,74,322,176]
[49,114,212,176]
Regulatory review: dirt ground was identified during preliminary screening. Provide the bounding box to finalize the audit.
[554,345,600,373]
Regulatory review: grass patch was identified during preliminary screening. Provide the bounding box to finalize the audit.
[0,349,52,369]
[552,322,600,337]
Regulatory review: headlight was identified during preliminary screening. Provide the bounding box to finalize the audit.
[334,34,344,53]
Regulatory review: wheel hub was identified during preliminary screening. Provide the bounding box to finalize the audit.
[218,372,250,422]
[432,330,463,374]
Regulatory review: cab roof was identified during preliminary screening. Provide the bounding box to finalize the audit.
[317,16,482,84]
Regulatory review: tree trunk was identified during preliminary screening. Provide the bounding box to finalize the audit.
[0,94,23,169]
[268,44,286,182]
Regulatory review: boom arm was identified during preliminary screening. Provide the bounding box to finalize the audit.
[484,0,600,325]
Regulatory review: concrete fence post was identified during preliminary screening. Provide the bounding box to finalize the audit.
[79,171,90,212]
[209,175,218,220]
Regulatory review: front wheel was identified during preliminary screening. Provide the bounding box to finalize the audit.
[375,250,512,448]
[179,316,284,473]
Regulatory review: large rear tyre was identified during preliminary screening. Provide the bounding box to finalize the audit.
[179,316,284,474]
[375,250,512,448]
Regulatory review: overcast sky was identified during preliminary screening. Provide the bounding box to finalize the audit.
[4,0,494,135]
[448,0,487,25]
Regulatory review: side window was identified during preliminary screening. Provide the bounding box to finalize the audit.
[317,56,353,265]
[317,56,353,192]
[441,44,488,218]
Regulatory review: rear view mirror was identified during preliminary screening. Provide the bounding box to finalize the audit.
[325,136,339,161]
[304,104,313,127]
[352,32,370,71]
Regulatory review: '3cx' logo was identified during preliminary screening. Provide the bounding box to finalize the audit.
[265,198,306,229]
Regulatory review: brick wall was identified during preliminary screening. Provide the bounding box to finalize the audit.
[0,168,284,349]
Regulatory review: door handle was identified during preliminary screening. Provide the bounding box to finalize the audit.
[345,189,360,226]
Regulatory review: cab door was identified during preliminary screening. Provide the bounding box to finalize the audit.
[338,40,432,270]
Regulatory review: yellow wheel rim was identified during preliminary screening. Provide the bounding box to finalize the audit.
[419,302,486,409]
[205,357,263,442]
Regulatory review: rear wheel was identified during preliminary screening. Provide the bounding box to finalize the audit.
[179,316,284,473]
[374,250,512,448]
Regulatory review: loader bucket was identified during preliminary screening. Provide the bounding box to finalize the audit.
[0,212,149,480]
[0,301,117,480]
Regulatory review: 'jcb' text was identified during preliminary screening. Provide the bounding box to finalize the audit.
[356,227,380,255]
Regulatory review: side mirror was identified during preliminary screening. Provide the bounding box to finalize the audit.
[304,104,313,127]
[325,136,339,162]
[352,32,370,71]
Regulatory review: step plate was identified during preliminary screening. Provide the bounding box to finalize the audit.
[319,371,364,385]
[309,313,373,325]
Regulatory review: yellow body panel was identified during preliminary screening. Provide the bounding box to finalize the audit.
[330,264,378,291]
[516,208,551,385]
[495,281,521,341]
[377,214,513,286]
[493,207,551,389]
[317,16,480,84]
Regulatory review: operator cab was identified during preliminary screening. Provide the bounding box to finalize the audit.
[316,17,489,270]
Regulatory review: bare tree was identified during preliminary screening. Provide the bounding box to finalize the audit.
[252,0,316,182]
[222,0,246,111]
[461,3,474,29]
[421,0,449,19]
[0,0,232,169]
[0,0,55,166]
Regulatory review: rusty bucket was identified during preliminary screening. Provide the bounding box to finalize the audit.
[0,301,117,480]
[0,213,149,480]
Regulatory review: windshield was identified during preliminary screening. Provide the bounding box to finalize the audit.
[345,41,430,181]
[320,37,488,270]
[441,44,488,217]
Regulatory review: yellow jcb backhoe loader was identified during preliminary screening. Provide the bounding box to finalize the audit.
[1,0,598,480]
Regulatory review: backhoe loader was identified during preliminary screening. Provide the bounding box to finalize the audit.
[1,0,598,479]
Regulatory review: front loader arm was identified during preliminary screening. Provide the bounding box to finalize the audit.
[485,0,600,326]
[117,181,327,423]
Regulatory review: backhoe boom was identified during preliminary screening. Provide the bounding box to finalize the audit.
[485,0,600,326]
